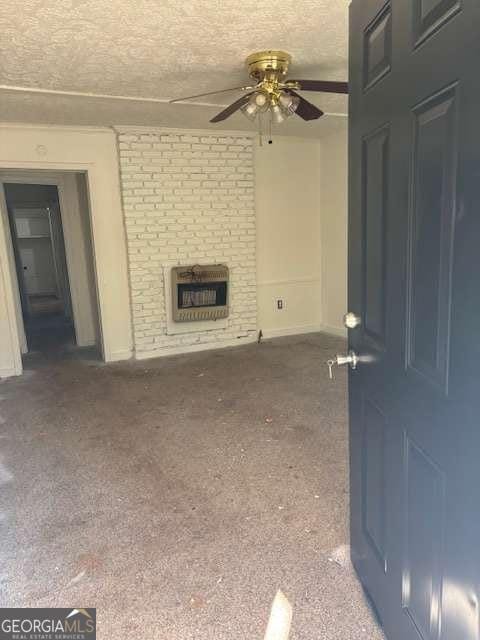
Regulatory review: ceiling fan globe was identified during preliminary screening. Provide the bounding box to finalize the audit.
[254,92,269,107]
[240,91,271,121]
[240,101,258,121]
[271,103,287,124]
[279,91,300,115]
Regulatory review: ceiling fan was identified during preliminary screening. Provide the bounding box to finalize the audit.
[170,50,348,127]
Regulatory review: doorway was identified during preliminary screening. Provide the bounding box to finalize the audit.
[0,171,101,360]
[4,183,74,353]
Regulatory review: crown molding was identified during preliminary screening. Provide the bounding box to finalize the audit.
[0,84,236,109]
[0,84,349,117]
[0,83,175,103]
[0,122,114,134]
[113,124,256,138]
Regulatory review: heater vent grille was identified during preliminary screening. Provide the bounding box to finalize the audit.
[171,264,229,322]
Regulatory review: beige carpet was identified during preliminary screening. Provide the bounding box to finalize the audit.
[0,333,384,639]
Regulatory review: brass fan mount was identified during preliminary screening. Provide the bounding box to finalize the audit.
[246,50,292,81]
[245,50,298,101]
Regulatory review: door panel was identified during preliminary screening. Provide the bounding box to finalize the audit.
[349,1,480,639]
[362,396,388,572]
[363,125,389,347]
[402,434,445,640]
[364,3,392,90]
[413,0,462,47]
[407,85,457,392]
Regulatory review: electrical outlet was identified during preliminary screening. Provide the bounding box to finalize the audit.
[276,298,285,311]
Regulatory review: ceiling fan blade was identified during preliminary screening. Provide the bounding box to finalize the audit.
[169,85,254,104]
[285,90,324,121]
[288,79,349,94]
[210,92,254,123]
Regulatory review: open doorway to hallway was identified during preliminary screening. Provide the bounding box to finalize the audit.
[4,183,74,352]
[0,172,101,361]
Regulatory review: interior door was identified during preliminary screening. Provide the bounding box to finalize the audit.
[348,1,480,639]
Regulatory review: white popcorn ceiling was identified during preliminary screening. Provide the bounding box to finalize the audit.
[0,0,349,137]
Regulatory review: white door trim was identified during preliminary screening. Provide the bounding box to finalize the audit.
[0,188,23,376]
[0,125,134,374]
[0,184,28,355]
[0,171,100,352]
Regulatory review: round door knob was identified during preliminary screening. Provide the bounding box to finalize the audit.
[343,312,361,329]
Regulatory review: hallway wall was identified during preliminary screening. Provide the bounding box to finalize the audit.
[61,172,100,347]
[5,185,62,299]
[3,175,101,348]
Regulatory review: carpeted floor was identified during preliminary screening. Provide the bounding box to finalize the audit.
[0,333,384,639]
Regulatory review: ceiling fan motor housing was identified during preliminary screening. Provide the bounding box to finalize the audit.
[246,50,292,81]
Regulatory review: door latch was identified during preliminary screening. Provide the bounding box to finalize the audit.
[343,312,361,329]
[327,351,358,379]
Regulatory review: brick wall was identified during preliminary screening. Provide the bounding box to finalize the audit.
[116,128,257,358]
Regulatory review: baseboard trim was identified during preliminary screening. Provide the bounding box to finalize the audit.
[76,339,97,348]
[135,335,257,360]
[258,276,321,287]
[0,366,22,379]
[260,325,324,339]
[319,324,347,338]
[106,348,133,362]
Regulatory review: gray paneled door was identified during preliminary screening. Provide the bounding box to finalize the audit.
[348,1,480,639]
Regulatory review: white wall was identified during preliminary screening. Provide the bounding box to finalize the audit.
[117,127,348,349]
[58,172,100,346]
[0,122,348,377]
[117,128,257,359]
[74,173,100,346]
[0,124,133,377]
[320,124,348,336]
[256,136,323,338]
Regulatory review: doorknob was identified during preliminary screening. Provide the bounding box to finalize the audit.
[343,312,361,329]
[327,350,358,379]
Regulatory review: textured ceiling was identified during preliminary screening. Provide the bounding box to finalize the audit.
[0,0,349,137]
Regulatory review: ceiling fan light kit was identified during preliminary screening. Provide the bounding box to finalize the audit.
[240,101,259,121]
[169,50,348,144]
[240,91,270,121]
[270,104,285,125]
[278,92,301,114]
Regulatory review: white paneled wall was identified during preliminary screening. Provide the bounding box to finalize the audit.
[117,128,257,358]
[256,136,323,338]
